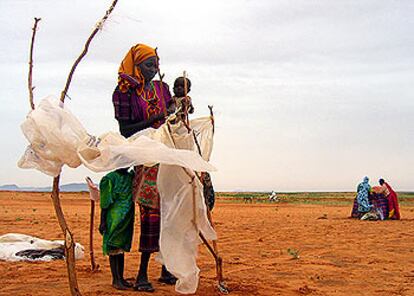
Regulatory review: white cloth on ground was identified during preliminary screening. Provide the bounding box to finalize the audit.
[0,233,84,262]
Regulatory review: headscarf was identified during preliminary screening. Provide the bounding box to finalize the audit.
[118,44,157,94]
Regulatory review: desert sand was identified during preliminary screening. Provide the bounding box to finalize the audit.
[0,191,413,296]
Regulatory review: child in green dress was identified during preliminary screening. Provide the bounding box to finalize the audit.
[99,168,135,290]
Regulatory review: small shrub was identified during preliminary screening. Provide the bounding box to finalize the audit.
[287,248,301,259]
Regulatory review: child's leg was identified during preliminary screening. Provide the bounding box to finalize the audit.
[109,253,131,290]
[118,253,133,287]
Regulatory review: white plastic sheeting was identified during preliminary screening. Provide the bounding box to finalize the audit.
[137,120,217,294]
[0,233,84,262]
[18,96,215,176]
[17,96,217,294]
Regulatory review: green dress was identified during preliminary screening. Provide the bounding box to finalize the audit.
[100,170,135,256]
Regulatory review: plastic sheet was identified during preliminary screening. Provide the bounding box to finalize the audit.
[141,120,217,294]
[0,233,84,262]
[18,96,215,176]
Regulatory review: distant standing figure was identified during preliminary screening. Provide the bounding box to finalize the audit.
[269,191,278,202]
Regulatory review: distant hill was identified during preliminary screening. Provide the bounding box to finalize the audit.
[0,184,20,191]
[0,183,91,192]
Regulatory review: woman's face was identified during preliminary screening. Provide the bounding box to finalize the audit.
[137,56,157,83]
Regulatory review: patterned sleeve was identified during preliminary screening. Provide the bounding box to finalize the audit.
[99,176,113,209]
[161,81,172,106]
[112,86,131,121]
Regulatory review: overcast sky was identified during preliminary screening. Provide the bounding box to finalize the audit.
[0,0,413,191]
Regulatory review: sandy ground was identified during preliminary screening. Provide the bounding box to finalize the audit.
[0,191,414,296]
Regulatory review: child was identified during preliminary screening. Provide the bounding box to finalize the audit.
[99,168,135,290]
[172,76,194,123]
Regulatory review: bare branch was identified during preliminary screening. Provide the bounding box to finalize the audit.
[50,1,119,295]
[60,0,119,102]
[28,17,41,111]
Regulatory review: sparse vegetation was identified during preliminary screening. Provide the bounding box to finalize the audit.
[287,248,301,259]
[216,192,414,206]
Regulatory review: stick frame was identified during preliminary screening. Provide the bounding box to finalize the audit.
[27,1,119,295]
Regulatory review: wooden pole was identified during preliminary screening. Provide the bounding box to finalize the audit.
[50,176,82,295]
[182,71,190,127]
[86,176,99,272]
[28,17,41,110]
[154,48,168,117]
[89,199,99,271]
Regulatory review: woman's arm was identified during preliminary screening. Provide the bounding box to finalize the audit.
[118,113,165,137]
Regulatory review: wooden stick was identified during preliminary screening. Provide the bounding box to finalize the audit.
[89,199,99,271]
[49,176,81,295]
[28,17,41,110]
[183,71,190,127]
[49,1,119,295]
[208,105,215,134]
[154,48,168,117]
[26,16,81,296]
[60,0,118,102]
[86,176,99,272]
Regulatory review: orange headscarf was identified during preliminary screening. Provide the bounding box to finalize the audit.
[118,43,157,94]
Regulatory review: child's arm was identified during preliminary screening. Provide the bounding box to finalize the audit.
[186,96,194,114]
[99,209,108,235]
[99,176,113,235]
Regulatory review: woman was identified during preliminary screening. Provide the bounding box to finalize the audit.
[112,44,176,292]
[379,178,401,220]
[351,176,372,218]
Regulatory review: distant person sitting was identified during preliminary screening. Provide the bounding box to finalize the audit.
[351,176,372,218]
[378,178,401,220]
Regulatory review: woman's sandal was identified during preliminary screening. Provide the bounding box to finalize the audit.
[134,282,155,292]
[122,280,133,288]
[158,275,177,285]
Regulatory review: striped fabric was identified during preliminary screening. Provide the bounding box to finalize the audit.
[351,193,389,219]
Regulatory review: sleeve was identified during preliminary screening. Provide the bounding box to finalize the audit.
[112,86,131,121]
[161,81,172,106]
[99,176,114,209]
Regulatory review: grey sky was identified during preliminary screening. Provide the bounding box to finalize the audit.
[1,0,413,191]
